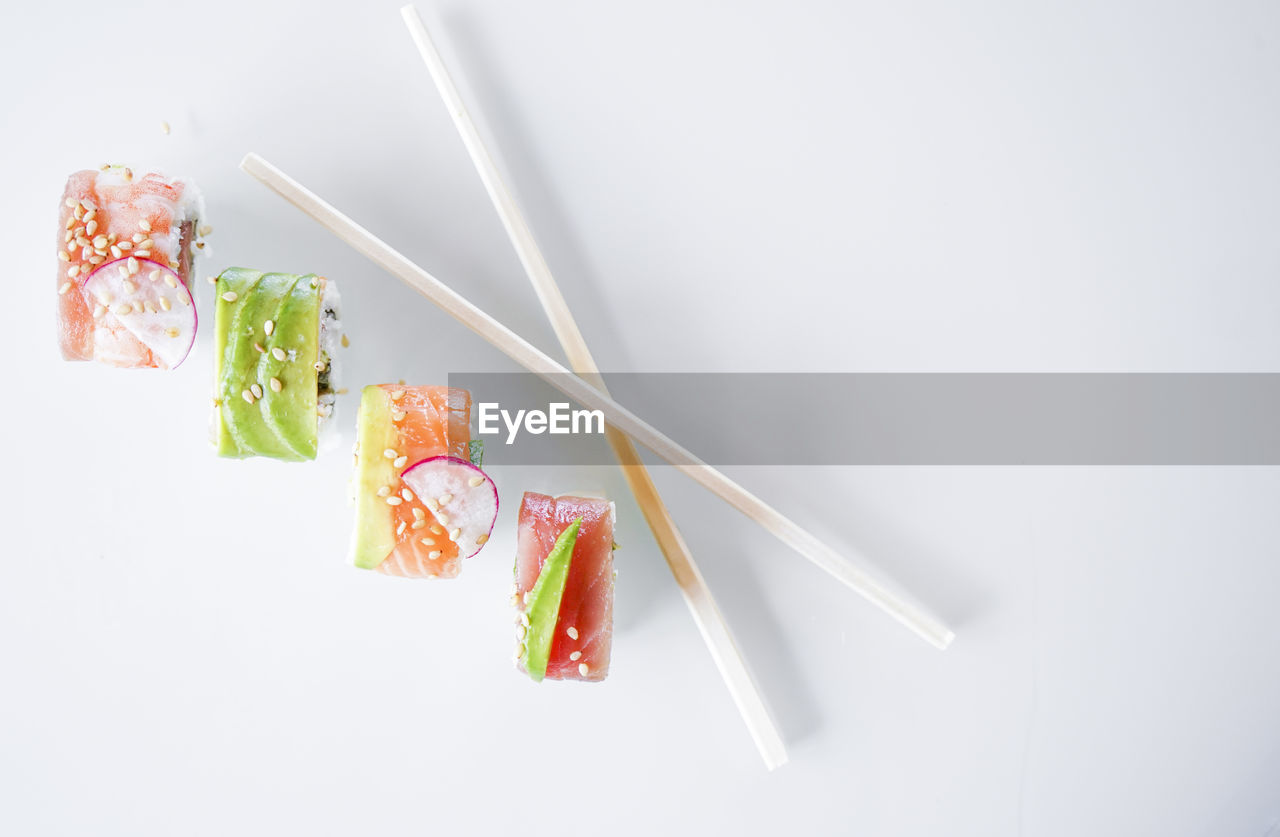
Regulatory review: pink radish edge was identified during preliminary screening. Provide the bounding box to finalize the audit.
[400,455,498,559]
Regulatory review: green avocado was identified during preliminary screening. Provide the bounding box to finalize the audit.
[522,518,581,682]
[214,268,263,458]
[350,387,400,569]
[258,275,321,460]
[219,273,302,460]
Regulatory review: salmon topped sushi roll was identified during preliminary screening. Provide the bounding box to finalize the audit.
[515,493,616,682]
[56,166,205,368]
[349,385,497,578]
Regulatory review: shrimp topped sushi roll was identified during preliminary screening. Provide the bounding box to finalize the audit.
[349,385,497,578]
[212,268,343,461]
[515,493,616,682]
[56,165,205,368]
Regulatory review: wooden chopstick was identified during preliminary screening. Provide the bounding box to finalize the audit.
[400,3,787,769]
[239,151,955,652]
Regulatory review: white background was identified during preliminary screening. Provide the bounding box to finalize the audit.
[3,1,1279,835]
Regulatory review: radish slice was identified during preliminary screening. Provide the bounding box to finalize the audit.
[81,258,197,369]
[400,456,498,559]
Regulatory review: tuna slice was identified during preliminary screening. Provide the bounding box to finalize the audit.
[515,492,615,682]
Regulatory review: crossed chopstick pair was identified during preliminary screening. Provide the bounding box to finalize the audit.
[241,4,953,770]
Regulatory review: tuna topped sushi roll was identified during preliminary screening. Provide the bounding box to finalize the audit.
[56,166,205,368]
[212,268,342,461]
[515,493,616,683]
[350,385,496,578]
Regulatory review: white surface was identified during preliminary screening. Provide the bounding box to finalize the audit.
[2,1,1279,835]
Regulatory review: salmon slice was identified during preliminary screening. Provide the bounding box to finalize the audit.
[515,493,615,682]
[350,385,473,578]
[56,166,202,368]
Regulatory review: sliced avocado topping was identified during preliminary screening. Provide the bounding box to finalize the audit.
[523,518,581,682]
[213,268,263,457]
[350,387,400,569]
[219,273,303,460]
[259,275,321,460]
[468,439,484,468]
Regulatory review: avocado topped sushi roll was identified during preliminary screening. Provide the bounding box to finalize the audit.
[56,165,206,368]
[515,493,615,682]
[349,385,497,578]
[212,268,342,461]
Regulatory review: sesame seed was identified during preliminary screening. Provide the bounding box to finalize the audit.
[85,220,98,236]
[119,241,132,251]
[412,520,427,530]
[127,258,139,275]
[122,279,137,294]
[411,507,426,520]
[393,456,407,469]
[269,377,283,393]
[88,255,103,265]
[437,513,450,526]
[132,233,144,244]
[428,550,441,560]
[383,449,397,459]
[161,275,176,290]
[250,383,263,399]
[516,624,527,640]
[139,219,152,233]
[161,120,170,135]
[424,497,440,512]
[134,250,151,258]
[241,389,255,404]
[80,199,95,212]
[64,197,77,209]
[341,334,350,348]
[578,663,590,677]
[566,627,579,640]
[92,235,108,249]
[437,493,453,505]
[263,319,274,336]
[66,265,79,279]
[376,486,391,497]
[419,536,434,545]
[390,389,404,401]
[65,215,75,230]
[147,270,159,282]
[110,246,122,259]
[569,651,582,661]
[123,168,132,182]
[165,327,180,338]
[449,528,461,541]
[92,305,105,319]
[221,291,237,302]
[253,342,265,353]
[159,297,171,311]
[385,496,403,506]
[475,533,489,545]
[519,612,530,627]
[198,224,212,237]
[468,476,484,487]
[206,275,217,284]
[58,282,72,295]
[396,521,406,536]
[63,229,73,243]
[313,360,326,372]
[429,524,444,535]
[73,205,83,221]
[114,303,133,316]
[140,239,153,249]
[143,301,157,314]
[271,347,286,361]
[178,294,191,306]
[66,241,77,253]
[401,488,414,502]
[392,410,407,422]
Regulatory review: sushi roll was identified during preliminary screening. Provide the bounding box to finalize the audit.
[212,269,343,461]
[56,165,205,368]
[514,493,616,682]
[349,385,496,577]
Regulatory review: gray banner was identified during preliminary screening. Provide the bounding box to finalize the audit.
[446,373,1280,465]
